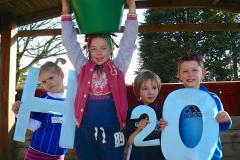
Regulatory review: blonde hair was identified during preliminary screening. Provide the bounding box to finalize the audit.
[39,61,63,76]
[133,70,161,99]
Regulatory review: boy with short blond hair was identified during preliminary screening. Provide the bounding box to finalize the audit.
[177,53,232,160]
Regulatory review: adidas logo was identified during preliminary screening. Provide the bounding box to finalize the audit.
[183,105,202,118]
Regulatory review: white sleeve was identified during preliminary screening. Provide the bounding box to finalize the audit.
[61,20,87,75]
[28,119,41,132]
[114,19,138,73]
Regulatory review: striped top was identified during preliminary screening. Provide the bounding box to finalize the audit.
[29,92,68,156]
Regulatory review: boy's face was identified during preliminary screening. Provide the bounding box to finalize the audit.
[89,37,110,65]
[177,61,205,89]
[39,70,64,93]
[140,79,159,105]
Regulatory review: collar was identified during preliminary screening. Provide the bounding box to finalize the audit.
[137,101,158,108]
[180,84,208,92]
[47,89,67,99]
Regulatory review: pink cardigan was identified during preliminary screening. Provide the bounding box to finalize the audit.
[74,60,128,128]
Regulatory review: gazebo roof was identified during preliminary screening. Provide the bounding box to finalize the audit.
[0,0,61,26]
[0,0,240,26]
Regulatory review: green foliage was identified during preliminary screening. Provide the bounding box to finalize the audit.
[139,8,240,82]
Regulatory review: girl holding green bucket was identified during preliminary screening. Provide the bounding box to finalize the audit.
[61,0,138,160]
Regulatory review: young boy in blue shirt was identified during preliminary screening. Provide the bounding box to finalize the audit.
[176,53,232,160]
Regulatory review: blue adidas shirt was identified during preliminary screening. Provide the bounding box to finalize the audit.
[182,85,232,160]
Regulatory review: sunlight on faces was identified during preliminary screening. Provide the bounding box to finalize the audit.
[89,37,111,65]
[39,69,65,93]
[177,61,206,89]
[140,79,159,105]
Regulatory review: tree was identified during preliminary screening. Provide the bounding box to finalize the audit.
[199,11,240,81]
[16,18,66,86]
[139,9,240,82]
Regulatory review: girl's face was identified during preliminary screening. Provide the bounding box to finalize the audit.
[139,79,159,105]
[39,69,64,93]
[177,61,205,89]
[89,37,110,65]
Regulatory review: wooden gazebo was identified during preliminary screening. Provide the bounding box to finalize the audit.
[1,0,240,159]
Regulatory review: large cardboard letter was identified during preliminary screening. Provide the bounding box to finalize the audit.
[161,88,218,160]
[131,105,160,146]
[13,67,77,148]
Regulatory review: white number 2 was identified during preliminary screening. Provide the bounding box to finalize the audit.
[130,105,160,146]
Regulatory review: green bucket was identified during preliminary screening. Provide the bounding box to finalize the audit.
[71,0,124,34]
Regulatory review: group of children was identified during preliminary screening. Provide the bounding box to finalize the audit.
[12,0,232,160]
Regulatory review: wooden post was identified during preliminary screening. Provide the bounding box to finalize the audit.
[0,14,18,160]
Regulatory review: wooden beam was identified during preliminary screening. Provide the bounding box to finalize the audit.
[139,23,240,32]
[135,0,240,13]
[0,14,17,159]
[17,6,61,26]
[0,0,9,4]
[14,0,240,26]
[18,29,62,37]
[17,23,240,37]
[212,0,220,5]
